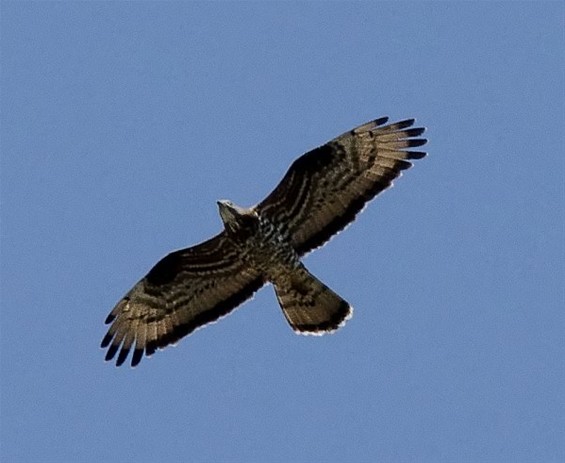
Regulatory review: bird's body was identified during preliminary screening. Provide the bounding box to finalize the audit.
[102,116,427,367]
[218,201,300,278]
[217,200,352,337]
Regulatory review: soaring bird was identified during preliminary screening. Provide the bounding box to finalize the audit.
[101,116,427,367]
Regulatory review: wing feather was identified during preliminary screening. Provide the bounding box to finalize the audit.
[101,232,264,367]
[256,117,427,255]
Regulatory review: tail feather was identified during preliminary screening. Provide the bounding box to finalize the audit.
[273,266,353,334]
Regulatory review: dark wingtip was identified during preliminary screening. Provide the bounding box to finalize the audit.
[100,332,113,348]
[406,138,427,148]
[394,118,416,129]
[145,341,157,357]
[131,348,144,367]
[116,347,130,367]
[396,160,414,171]
[104,313,115,324]
[407,150,427,160]
[105,343,119,362]
[403,127,426,137]
[374,116,390,126]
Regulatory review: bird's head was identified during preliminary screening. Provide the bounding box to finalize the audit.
[217,200,259,236]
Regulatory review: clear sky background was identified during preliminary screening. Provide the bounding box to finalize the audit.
[1,2,563,462]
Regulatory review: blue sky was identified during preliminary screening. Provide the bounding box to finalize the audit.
[1,2,563,462]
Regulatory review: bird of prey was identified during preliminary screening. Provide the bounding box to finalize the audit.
[101,116,427,367]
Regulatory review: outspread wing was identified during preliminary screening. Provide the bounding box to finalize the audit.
[101,232,264,367]
[256,117,427,255]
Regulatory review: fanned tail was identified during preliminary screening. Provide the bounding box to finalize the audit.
[273,266,352,334]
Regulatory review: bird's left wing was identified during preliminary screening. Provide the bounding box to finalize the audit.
[101,232,264,367]
[256,117,427,255]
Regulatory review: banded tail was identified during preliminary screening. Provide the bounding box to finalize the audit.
[273,266,352,334]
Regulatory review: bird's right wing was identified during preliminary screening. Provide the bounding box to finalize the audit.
[101,232,264,367]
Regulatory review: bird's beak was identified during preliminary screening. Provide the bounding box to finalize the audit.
[217,200,236,223]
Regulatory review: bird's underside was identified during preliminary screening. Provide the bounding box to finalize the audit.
[101,116,428,367]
